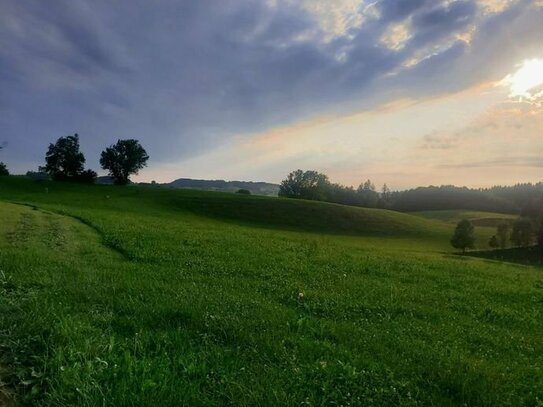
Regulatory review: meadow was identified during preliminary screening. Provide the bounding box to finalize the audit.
[0,177,541,406]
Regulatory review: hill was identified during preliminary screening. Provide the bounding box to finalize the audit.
[0,176,541,406]
[163,177,280,196]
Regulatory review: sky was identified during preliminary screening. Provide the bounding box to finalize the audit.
[1,0,542,189]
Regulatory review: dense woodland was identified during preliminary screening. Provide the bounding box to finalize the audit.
[279,169,543,215]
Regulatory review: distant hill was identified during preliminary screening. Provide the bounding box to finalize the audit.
[164,178,280,196]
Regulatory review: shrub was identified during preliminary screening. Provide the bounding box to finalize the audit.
[236,189,251,195]
[489,235,499,249]
[76,169,98,184]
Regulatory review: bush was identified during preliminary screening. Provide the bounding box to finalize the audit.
[489,235,499,249]
[76,169,98,184]
[236,189,251,195]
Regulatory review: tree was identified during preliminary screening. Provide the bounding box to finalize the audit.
[381,183,391,201]
[357,179,379,208]
[450,219,475,252]
[100,139,149,185]
[279,170,330,201]
[45,134,85,180]
[538,222,543,253]
[496,222,510,249]
[0,162,9,176]
[377,183,392,208]
[236,189,251,195]
[510,217,534,247]
[489,235,499,249]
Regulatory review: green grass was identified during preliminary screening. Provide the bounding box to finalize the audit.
[468,246,543,268]
[413,210,516,228]
[0,177,542,406]
[413,210,517,250]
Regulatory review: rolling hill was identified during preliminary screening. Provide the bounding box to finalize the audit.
[162,177,280,196]
[0,176,541,406]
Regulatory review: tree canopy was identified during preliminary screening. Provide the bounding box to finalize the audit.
[278,169,543,213]
[44,134,86,180]
[279,170,330,201]
[100,139,149,185]
[450,219,475,252]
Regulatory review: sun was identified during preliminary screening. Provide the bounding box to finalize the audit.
[502,58,543,102]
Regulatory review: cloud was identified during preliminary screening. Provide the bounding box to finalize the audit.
[437,155,543,169]
[0,0,542,183]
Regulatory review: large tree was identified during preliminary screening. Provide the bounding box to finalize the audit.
[450,219,475,253]
[100,139,149,185]
[44,134,85,180]
[278,170,330,201]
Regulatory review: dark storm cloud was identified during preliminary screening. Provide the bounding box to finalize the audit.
[0,0,542,174]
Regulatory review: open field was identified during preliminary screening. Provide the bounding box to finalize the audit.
[413,210,518,250]
[0,177,542,406]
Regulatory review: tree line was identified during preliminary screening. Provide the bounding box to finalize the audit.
[279,169,543,215]
[278,169,390,208]
[280,169,543,253]
[1,134,149,185]
[451,217,543,253]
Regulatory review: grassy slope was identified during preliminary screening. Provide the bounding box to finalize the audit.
[413,210,516,225]
[413,210,517,249]
[0,177,541,406]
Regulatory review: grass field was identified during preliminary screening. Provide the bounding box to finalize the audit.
[0,177,541,406]
[413,210,517,250]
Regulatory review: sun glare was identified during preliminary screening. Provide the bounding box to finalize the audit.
[503,58,543,102]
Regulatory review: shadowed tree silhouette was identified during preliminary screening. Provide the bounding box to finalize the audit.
[44,134,86,181]
[279,170,330,201]
[0,142,8,176]
[0,162,8,176]
[100,139,149,185]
